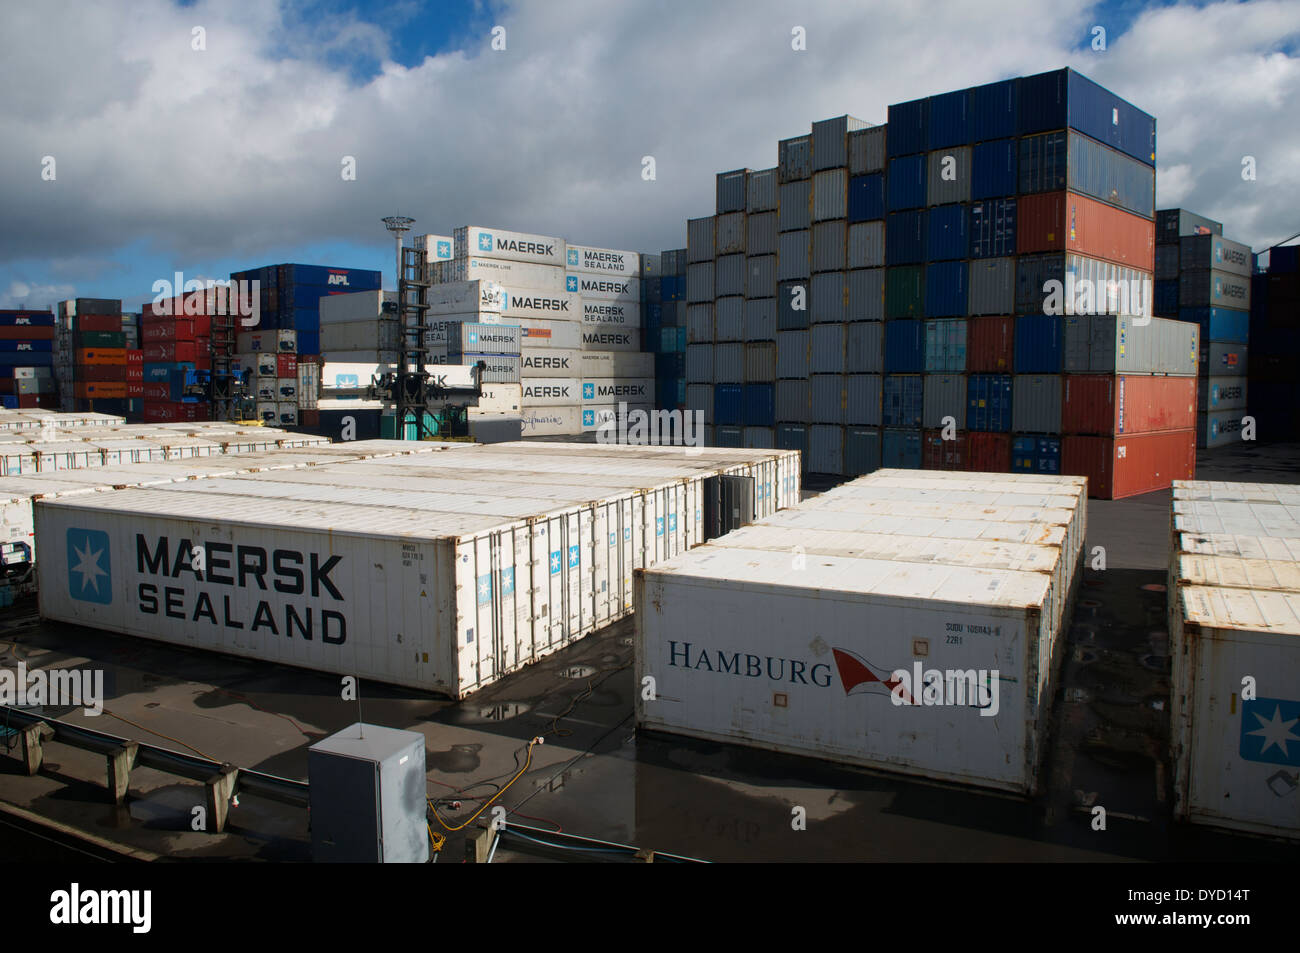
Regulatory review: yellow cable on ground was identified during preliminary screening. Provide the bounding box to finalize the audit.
[428,737,542,832]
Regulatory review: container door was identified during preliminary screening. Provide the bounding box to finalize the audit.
[509,525,532,666]
[592,502,611,626]
[563,510,582,639]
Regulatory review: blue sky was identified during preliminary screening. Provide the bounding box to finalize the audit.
[2,0,1298,311]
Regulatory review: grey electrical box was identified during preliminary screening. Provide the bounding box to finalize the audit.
[308,723,429,864]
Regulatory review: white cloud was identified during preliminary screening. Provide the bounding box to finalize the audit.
[0,0,1297,295]
[0,281,76,311]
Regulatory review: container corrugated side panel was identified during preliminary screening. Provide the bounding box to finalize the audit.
[848,126,887,174]
[928,88,971,149]
[887,154,927,210]
[924,261,967,317]
[969,198,1018,260]
[844,426,882,475]
[971,138,1017,200]
[846,321,883,373]
[1012,375,1061,433]
[886,210,927,265]
[845,374,882,426]
[685,344,713,383]
[775,379,809,421]
[808,425,845,473]
[715,213,747,255]
[881,429,923,469]
[811,221,847,273]
[1065,131,1156,219]
[686,261,715,304]
[714,255,746,297]
[744,343,777,382]
[687,217,715,264]
[812,169,848,221]
[810,323,847,374]
[1013,315,1063,373]
[968,257,1015,315]
[777,282,809,330]
[779,181,812,232]
[886,97,928,157]
[686,383,713,420]
[812,115,869,170]
[747,212,778,255]
[810,272,847,324]
[884,320,924,373]
[1200,376,1247,413]
[777,231,810,281]
[746,167,779,213]
[971,78,1018,141]
[1016,191,1154,269]
[847,269,884,321]
[776,330,809,378]
[1179,270,1252,310]
[714,296,745,342]
[746,255,777,300]
[882,374,923,428]
[926,147,972,206]
[847,222,885,269]
[885,266,924,319]
[715,343,745,384]
[923,374,967,428]
[810,374,845,424]
[1154,244,1180,280]
[744,299,777,342]
[686,303,714,343]
[778,135,812,183]
[775,423,809,458]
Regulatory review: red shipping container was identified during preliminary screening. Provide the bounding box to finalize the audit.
[1016,191,1155,270]
[74,365,128,381]
[0,326,55,341]
[1062,375,1197,436]
[74,382,127,399]
[141,315,212,341]
[922,430,966,470]
[17,393,55,408]
[71,314,122,332]
[126,349,144,364]
[964,431,1011,472]
[1062,430,1196,500]
[74,348,126,365]
[966,316,1014,372]
[127,382,143,398]
[299,409,320,428]
[142,341,207,363]
[141,382,171,401]
[277,353,298,377]
[142,401,209,423]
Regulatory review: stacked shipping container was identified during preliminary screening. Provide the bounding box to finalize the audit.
[1248,244,1300,443]
[54,298,132,418]
[0,310,57,410]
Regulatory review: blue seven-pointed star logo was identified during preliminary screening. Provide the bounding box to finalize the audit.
[67,528,112,604]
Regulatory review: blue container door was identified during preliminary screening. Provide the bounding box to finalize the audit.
[887,155,927,210]
[848,174,886,222]
[715,384,743,425]
[928,88,971,149]
[886,210,927,266]
[971,139,1017,199]
[925,262,968,317]
[886,98,929,157]
[1013,315,1063,372]
[882,429,922,468]
[884,321,924,373]
[971,78,1018,141]
[926,204,968,261]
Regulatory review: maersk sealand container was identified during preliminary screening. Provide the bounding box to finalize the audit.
[1017,68,1156,167]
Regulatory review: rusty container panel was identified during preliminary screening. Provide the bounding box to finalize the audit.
[1062,374,1197,436]
[1016,191,1154,270]
[1062,429,1196,499]
[967,316,1015,373]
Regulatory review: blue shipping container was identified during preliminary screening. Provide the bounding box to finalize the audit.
[143,361,195,382]
[743,383,775,426]
[656,352,686,377]
[1014,315,1063,372]
[1014,253,1065,315]
[0,313,55,327]
[1155,280,1179,316]
[0,352,53,367]
[1179,307,1249,344]
[882,376,924,428]
[886,98,929,157]
[848,174,886,222]
[1017,68,1156,167]
[287,308,321,332]
[1011,435,1062,473]
[0,340,50,352]
[972,138,1017,199]
[886,210,927,266]
[297,331,321,355]
[715,384,743,425]
[1272,246,1299,274]
[882,429,923,468]
[887,155,927,210]
[968,198,1018,259]
[884,321,925,373]
[280,264,383,291]
[970,78,1018,142]
[925,261,968,317]
[0,396,16,410]
[928,88,971,149]
[926,204,968,261]
[967,374,1013,431]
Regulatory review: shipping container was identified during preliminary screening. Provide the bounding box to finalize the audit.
[1062,314,1198,376]
[746,168,779,213]
[884,320,924,373]
[844,426,882,475]
[777,231,810,281]
[885,266,924,319]
[443,257,565,293]
[686,262,715,304]
[810,272,847,323]
[886,97,928,157]
[1179,307,1248,344]
[778,181,812,233]
[1013,315,1063,373]
[971,138,1017,199]
[845,375,882,426]
[776,379,809,422]
[715,213,746,256]
[924,318,967,372]
[1199,377,1247,413]
[847,222,884,269]
[1016,192,1154,269]
[744,299,777,342]
[1061,374,1197,435]
[848,175,886,223]
[923,374,967,429]
[1011,436,1061,475]
[813,169,848,222]
[715,256,746,298]
[716,170,748,215]
[971,79,1018,142]
[714,384,743,426]
[714,297,744,342]
[968,431,1012,471]
[518,318,583,350]
[811,374,846,425]
[966,316,1015,373]
[1012,375,1062,434]
[813,115,870,170]
[969,198,1018,259]
[1156,208,1222,244]
[1017,68,1156,167]
[777,284,809,331]
[1018,130,1155,217]
[579,351,655,379]
[882,429,923,469]
[808,424,845,474]
[811,222,847,273]
[715,343,745,384]
[1197,411,1247,450]
[1179,270,1251,310]
[848,127,887,175]
[779,135,812,183]
[776,423,809,458]
[886,210,927,266]
[967,258,1015,316]
[927,147,971,205]
[688,217,716,264]
[887,154,927,210]
[810,324,847,374]
[925,261,968,317]
[744,342,777,381]
[454,226,565,267]
[686,383,713,421]
[1062,430,1195,499]
[883,374,923,428]
[1154,244,1180,280]
[1154,279,1179,316]
[685,344,714,383]
[1201,341,1246,376]
[922,430,965,470]
[926,203,968,261]
[846,320,883,374]
[846,269,884,322]
[968,374,1014,432]
[927,88,971,149]
[746,213,779,258]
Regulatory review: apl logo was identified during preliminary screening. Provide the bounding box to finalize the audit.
[478,232,494,252]
[566,276,579,293]
[582,382,595,400]
[1240,697,1300,768]
[327,273,350,286]
[567,249,579,267]
[67,528,112,604]
[436,240,451,259]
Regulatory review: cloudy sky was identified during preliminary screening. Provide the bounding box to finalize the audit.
[1,0,1297,310]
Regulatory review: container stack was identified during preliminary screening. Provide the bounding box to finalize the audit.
[1248,244,1300,442]
[140,291,213,423]
[54,298,130,417]
[234,326,297,427]
[646,249,686,414]
[1167,480,1300,842]
[1153,209,1252,450]
[0,310,57,410]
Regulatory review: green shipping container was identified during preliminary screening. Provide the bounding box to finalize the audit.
[885,266,925,319]
[74,331,127,347]
[380,411,440,440]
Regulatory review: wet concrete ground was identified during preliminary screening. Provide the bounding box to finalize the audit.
[1,440,1298,862]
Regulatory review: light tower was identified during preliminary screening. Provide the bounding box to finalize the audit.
[381,215,415,290]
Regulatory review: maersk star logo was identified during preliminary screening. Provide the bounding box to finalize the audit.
[567,249,579,267]
[67,528,112,604]
[477,573,492,605]
[566,275,578,293]
[550,550,561,575]
[500,568,514,597]
[583,410,594,427]
[568,545,580,568]
[436,240,451,259]
[1241,698,1300,766]
[582,382,594,400]
[468,331,478,346]
[477,232,493,252]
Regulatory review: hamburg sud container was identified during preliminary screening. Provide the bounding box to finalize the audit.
[1167,482,1300,840]
[37,443,800,698]
[635,468,1085,794]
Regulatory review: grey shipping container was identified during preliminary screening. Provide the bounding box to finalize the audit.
[717,169,748,214]
[1178,269,1251,309]
[847,269,884,321]
[1179,234,1253,278]
[686,382,713,420]
[687,217,715,263]
[747,168,779,212]
[687,303,714,343]
[846,321,883,373]
[848,126,887,175]
[776,422,810,459]
[811,374,846,424]
[1199,376,1247,412]
[747,212,778,255]
[845,374,882,426]
[715,254,746,297]
[1063,314,1198,376]
[744,298,777,341]
[715,212,747,255]
[1012,375,1062,433]
[776,329,809,378]
[1201,340,1246,377]
[812,221,847,273]
[686,343,714,382]
[923,373,967,428]
[847,221,885,269]
[1197,410,1245,449]
[778,231,810,281]
[687,261,715,303]
[844,426,882,475]
[968,258,1016,315]
[777,280,809,330]
[927,147,972,206]
[808,424,845,474]
[1156,208,1222,244]
[779,135,812,182]
[812,115,870,171]
[810,323,847,373]
[779,181,812,232]
[715,296,745,341]
[810,272,847,323]
[813,169,848,221]
[1154,244,1180,280]
[776,379,809,421]
[743,427,775,449]
[715,342,745,383]
[745,342,777,381]
[746,255,777,299]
